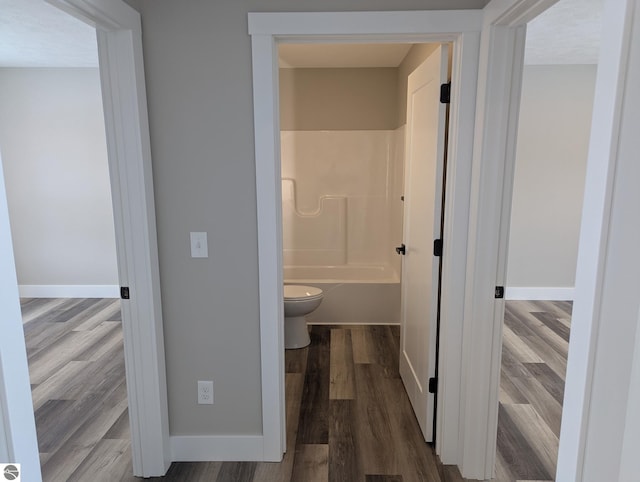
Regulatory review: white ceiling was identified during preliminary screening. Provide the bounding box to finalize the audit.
[0,0,600,68]
[524,0,603,65]
[279,43,413,68]
[0,0,97,68]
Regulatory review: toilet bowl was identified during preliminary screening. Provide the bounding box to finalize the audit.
[284,285,323,349]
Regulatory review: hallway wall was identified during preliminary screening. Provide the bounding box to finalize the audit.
[135,0,489,438]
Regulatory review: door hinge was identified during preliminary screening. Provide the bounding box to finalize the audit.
[120,286,130,300]
[495,286,504,299]
[440,82,451,104]
[433,238,443,257]
[428,377,438,394]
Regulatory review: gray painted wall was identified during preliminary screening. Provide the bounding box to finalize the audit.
[135,0,490,437]
[0,68,118,287]
[507,65,596,289]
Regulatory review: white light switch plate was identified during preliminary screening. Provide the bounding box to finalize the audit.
[190,232,208,258]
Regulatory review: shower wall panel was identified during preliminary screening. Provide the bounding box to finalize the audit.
[281,129,404,270]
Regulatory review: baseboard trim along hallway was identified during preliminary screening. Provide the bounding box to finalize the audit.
[19,284,120,298]
[505,287,574,301]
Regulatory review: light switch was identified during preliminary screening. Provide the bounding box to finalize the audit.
[190,232,208,258]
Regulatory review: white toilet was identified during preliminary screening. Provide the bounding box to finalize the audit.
[283,285,323,349]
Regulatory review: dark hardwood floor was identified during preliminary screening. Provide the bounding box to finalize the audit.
[23,299,570,481]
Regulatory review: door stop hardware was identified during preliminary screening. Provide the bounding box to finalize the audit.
[428,377,438,394]
[433,239,443,257]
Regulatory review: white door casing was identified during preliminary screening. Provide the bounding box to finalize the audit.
[0,154,41,481]
[57,0,172,476]
[470,0,637,480]
[558,0,640,479]
[458,19,528,477]
[399,45,449,443]
[0,0,171,478]
[249,10,482,474]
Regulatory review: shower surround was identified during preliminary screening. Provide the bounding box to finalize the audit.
[281,128,404,324]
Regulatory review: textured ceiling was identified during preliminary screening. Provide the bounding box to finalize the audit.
[524,0,603,65]
[278,0,602,67]
[0,0,600,68]
[0,0,97,68]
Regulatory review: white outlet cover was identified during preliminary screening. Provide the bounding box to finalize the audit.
[197,380,214,405]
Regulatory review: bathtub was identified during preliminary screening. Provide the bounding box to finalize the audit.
[284,265,400,325]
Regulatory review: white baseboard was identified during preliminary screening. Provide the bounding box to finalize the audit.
[18,285,120,298]
[310,321,401,325]
[170,435,265,461]
[505,286,575,301]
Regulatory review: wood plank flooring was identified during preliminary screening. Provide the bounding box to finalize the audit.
[140,324,464,482]
[23,299,569,481]
[20,297,130,482]
[494,300,572,482]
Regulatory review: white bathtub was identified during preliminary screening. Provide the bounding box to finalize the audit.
[284,265,400,325]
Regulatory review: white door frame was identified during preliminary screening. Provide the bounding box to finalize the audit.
[248,10,483,471]
[458,2,531,477]
[465,0,566,477]
[473,0,637,480]
[557,0,639,479]
[0,153,41,480]
[0,0,171,478]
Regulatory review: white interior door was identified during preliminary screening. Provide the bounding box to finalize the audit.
[399,45,448,442]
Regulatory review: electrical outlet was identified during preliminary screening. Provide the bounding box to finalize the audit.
[197,380,214,405]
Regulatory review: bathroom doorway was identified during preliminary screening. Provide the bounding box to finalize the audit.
[277,41,451,447]
[249,11,481,470]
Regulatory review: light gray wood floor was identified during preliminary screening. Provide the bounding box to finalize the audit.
[23,299,569,481]
[494,300,571,482]
[21,297,130,482]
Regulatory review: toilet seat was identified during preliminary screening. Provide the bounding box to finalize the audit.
[284,284,323,301]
